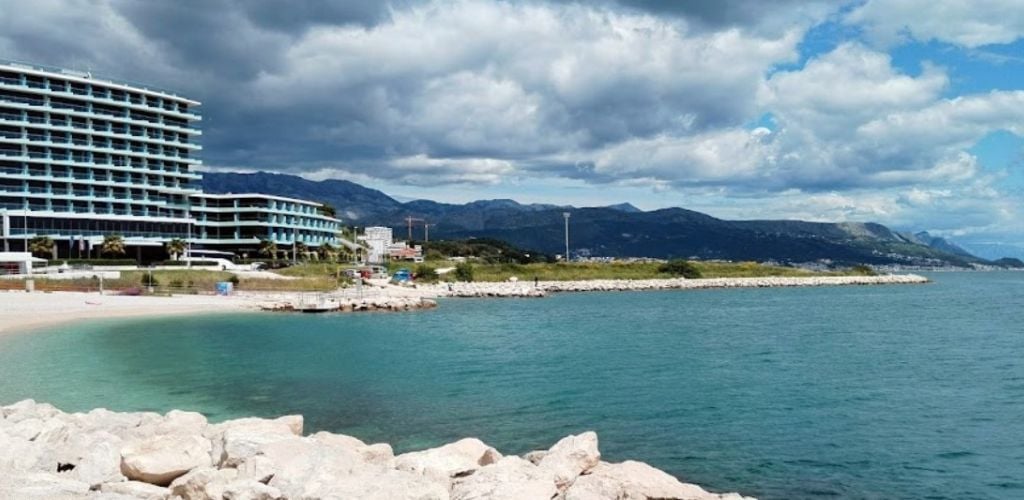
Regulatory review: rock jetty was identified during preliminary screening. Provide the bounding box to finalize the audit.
[0,399,754,499]
[259,295,438,313]
[427,273,929,296]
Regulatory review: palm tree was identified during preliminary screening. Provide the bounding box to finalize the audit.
[101,234,126,257]
[257,239,278,262]
[165,238,187,260]
[28,236,54,259]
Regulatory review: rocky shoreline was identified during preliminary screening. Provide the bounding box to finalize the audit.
[420,273,930,298]
[1,400,753,499]
[255,274,930,313]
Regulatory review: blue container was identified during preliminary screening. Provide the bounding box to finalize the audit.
[215,282,233,296]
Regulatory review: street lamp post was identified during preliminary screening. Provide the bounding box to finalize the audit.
[563,212,570,262]
[186,209,192,269]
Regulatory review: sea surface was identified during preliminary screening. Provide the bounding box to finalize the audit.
[1,271,1022,499]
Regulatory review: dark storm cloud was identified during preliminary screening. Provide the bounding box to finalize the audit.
[555,0,835,34]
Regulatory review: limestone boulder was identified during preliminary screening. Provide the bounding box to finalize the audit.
[167,466,235,499]
[0,426,53,473]
[264,438,370,496]
[394,437,502,480]
[55,430,126,485]
[359,442,396,465]
[205,415,302,467]
[450,456,558,500]
[0,471,90,499]
[68,408,158,440]
[305,468,449,500]
[1,399,63,423]
[565,460,754,500]
[120,434,213,486]
[537,431,601,490]
[220,479,285,500]
[522,450,548,465]
[311,431,394,465]
[99,480,170,499]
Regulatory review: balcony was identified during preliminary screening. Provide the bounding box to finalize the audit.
[0,75,201,121]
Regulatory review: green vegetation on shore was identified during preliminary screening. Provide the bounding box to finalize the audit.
[0,269,339,293]
[443,260,839,282]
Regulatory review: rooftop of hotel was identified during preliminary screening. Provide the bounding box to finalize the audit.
[0,58,200,106]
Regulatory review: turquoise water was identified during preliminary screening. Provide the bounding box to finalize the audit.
[1,272,1022,499]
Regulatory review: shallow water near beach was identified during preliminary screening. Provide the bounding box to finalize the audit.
[1,271,1022,499]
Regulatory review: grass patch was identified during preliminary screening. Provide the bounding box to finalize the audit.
[458,261,833,282]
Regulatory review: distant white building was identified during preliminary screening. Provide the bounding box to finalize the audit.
[359,226,393,264]
[0,252,45,275]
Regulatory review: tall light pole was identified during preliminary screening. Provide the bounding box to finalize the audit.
[186,209,192,269]
[563,212,570,262]
[1,208,8,252]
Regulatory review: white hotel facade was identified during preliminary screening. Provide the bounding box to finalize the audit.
[0,61,339,259]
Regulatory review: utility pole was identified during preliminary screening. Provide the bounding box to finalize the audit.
[1,208,7,252]
[405,216,424,241]
[563,212,570,262]
[423,222,432,243]
[186,209,192,269]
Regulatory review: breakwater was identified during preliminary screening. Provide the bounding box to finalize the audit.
[425,273,929,297]
[257,294,438,313]
[0,399,752,499]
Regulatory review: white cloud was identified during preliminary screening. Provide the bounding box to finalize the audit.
[847,0,1024,47]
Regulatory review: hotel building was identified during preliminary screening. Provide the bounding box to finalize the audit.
[191,193,340,256]
[0,61,339,259]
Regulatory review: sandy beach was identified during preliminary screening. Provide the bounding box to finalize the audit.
[0,290,261,335]
[0,274,929,335]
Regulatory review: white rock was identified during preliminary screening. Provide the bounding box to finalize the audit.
[57,430,126,485]
[394,437,502,480]
[522,450,547,464]
[205,415,302,467]
[309,430,366,449]
[565,460,753,500]
[537,431,601,490]
[311,431,394,464]
[167,466,238,500]
[1,399,62,423]
[359,442,395,465]
[451,456,558,500]
[99,480,170,499]
[121,434,213,486]
[220,479,284,500]
[264,437,369,497]
[0,471,90,499]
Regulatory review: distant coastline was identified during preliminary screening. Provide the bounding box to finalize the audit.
[1,274,929,335]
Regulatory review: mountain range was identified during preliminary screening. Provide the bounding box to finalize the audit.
[201,171,1020,268]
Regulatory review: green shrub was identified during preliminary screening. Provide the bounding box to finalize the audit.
[454,262,474,282]
[849,264,877,276]
[228,275,240,286]
[414,264,439,283]
[658,260,702,279]
[140,273,159,287]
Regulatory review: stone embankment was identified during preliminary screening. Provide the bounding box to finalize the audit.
[258,295,438,313]
[0,400,753,500]
[426,273,929,296]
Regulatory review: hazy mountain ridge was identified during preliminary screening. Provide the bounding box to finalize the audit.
[201,171,1005,267]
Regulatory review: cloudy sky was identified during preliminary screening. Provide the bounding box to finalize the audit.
[2,0,1023,252]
